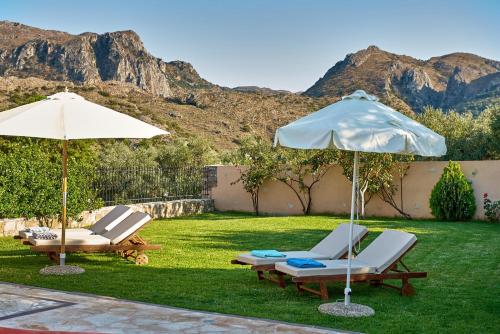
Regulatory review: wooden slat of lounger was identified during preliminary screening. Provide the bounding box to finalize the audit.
[292,271,427,283]
[293,271,427,300]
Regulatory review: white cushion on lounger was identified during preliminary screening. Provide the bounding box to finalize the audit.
[235,223,368,266]
[275,230,418,278]
[310,223,368,259]
[19,228,92,239]
[28,234,110,246]
[19,206,133,239]
[102,212,151,245]
[237,251,328,266]
[275,259,375,277]
[90,205,133,234]
[356,230,417,273]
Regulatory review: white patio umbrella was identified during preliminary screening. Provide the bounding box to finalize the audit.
[274,90,446,306]
[0,89,168,267]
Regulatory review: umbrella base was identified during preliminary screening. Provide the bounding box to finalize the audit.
[39,265,85,276]
[318,302,375,317]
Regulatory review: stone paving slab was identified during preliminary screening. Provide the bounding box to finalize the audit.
[0,282,355,334]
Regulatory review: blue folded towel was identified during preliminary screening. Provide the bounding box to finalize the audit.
[286,258,326,268]
[250,250,286,258]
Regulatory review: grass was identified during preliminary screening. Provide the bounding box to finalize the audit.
[0,212,499,333]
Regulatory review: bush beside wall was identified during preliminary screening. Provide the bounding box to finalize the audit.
[429,161,476,221]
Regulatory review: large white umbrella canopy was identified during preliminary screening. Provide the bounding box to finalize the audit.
[275,90,445,156]
[274,90,446,306]
[0,90,168,267]
[0,91,167,139]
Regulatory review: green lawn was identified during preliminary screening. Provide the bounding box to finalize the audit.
[0,212,499,333]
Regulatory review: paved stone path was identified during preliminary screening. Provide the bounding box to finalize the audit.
[0,282,353,334]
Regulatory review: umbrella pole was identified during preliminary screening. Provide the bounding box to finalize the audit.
[344,151,359,306]
[60,140,68,266]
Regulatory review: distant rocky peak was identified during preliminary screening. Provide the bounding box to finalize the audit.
[344,45,382,67]
[305,46,499,113]
[0,22,211,97]
[100,30,144,51]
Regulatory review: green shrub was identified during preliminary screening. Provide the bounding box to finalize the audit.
[429,161,476,221]
[0,138,102,223]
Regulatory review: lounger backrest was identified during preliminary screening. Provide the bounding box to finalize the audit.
[90,205,133,235]
[310,223,368,259]
[356,230,417,273]
[102,212,152,245]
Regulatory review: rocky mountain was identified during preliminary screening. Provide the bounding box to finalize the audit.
[0,22,498,149]
[304,46,500,113]
[0,21,211,97]
[0,76,331,150]
[0,21,335,149]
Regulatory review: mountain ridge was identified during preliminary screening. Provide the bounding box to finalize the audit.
[304,45,500,113]
[0,21,212,98]
[0,22,499,149]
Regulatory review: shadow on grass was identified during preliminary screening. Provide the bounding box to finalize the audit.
[166,211,264,221]
[169,228,338,251]
[166,225,441,253]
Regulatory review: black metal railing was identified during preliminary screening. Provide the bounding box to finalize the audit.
[92,166,210,206]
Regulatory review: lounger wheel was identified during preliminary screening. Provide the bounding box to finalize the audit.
[135,253,148,265]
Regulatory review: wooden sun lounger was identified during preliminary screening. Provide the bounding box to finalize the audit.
[14,205,133,242]
[25,213,160,265]
[280,240,427,300]
[230,238,368,288]
[231,225,369,288]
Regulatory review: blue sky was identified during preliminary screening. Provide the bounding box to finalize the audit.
[1,0,499,91]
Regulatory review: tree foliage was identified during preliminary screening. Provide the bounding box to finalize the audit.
[429,161,476,221]
[98,136,219,169]
[416,106,499,160]
[0,138,102,223]
[95,137,218,204]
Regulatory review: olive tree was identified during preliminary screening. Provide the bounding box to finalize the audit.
[338,152,413,219]
[375,154,414,219]
[416,106,500,160]
[224,136,278,215]
[276,148,339,214]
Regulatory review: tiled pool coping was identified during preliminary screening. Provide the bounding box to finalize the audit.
[0,282,357,334]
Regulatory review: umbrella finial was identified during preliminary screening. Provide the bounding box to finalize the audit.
[64,87,69,93]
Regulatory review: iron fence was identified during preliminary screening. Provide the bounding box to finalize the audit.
[92,166,210,206]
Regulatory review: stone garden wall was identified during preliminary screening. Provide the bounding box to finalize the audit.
[0,199,214,236]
